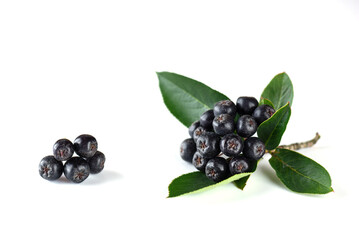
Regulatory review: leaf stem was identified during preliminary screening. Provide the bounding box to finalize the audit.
[266,132,321,153]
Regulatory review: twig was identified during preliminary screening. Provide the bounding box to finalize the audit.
[275,132,321,151]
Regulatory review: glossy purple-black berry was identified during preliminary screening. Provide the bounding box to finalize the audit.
[74,134,98,158]
[213,100,237,117]
[200,109,215,130]
[180,138,197,162]
[243,137,265,160]
[205,157,229,182]
[252,104,275,125]
[64,157,90,183]
[196,132,220,158]
[39,156,63,181]
[192,151,209,172]
[87,151,106,174]
[188,120,200,139]
[53,138,74,161]
[236,115,258,138]
[192,126,207,143]
[236,96,258,115]
[220,133,243,157]
[212,114,235,136]
[229,155,256,175]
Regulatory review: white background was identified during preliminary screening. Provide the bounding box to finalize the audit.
[0,0,358,239]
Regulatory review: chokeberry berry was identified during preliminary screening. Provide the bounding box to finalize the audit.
[196,132,220,158]
[252,104,275,125]
[243,137,265,160]
[205,157,229,182]
[236,96,258,115]
[64,157,90,183]
[180,138,197,162]
[192,126,207,143]
[213,100,236,117]
[200,109,215,130]
[236,115,258,138]
[220,133,243,157]
[212,114,235,136]
[188,120,200,139]
[39,156,64,181]
[229,155,256,175]
[53,138,74,161]
[74,134,98,158]
[192,151,209,172]
[87,151,106,174]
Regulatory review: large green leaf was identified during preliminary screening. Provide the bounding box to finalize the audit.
[261,72,294,110]
[168,171,252,198]
[269,149,333,194]
[157,72,229,127]
[257,103,291,150]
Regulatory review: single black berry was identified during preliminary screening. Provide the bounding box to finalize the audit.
[180,138,197,162]
[236,115,258,138]
[236,96,258,115]
[39,156,64,181]
[243,137,265,160]
[53,138,74,161]
[188,120,200,139]
[64,157,90,183]
[192,151,209,172]
[252,104,275,125]
[219,133,243,157]
[213,100,236,117]
[74,134,98,158]
[192,126,207,143]
[205,157,229,182]
[200,109,215,130]
[229,155,256,175]
[212,114,235,136]
[196,132,220,158]
[87,151,106,174]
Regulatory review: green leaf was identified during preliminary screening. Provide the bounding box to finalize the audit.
[261,72,294,110]
[257,103,291,150]
[168,171,252,198]
[259,97,275,109]
[157,72,229,127]
[269,149,333,194]
[233,176,251,190]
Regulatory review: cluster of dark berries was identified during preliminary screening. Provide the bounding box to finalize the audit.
[180,97,275,182]
[38,134,106,183]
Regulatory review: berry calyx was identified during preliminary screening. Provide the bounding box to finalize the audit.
[205,157,229,182]
[219,133,243,157]
[39,156,63,181]
[53,138,74,161]
[74,134,98,158]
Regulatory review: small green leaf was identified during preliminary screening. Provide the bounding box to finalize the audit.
[269,149,333,194]
[157,72,229,127]
[233,176,251,190]
[259,97,275,109]
[257,103,291,150]
[261,72,294,110]
[168,171,252,198]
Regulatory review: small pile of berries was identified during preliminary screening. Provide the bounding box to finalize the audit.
[39,134,106,183]
[180,97,275,182]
